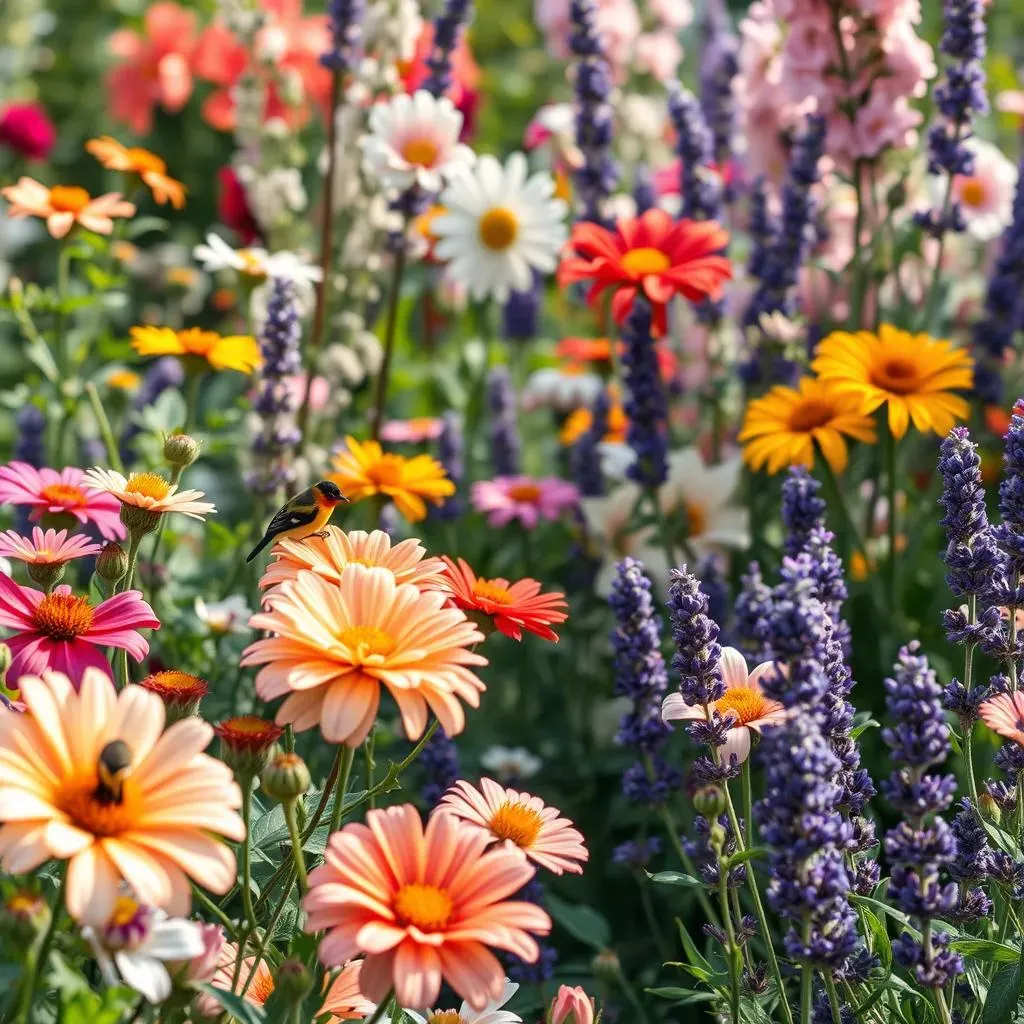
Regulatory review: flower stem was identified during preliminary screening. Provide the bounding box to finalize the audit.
[823,974,842,1024]
[85,383,124,475]
[963,595,981,807]
[17,866,65,1024]
[657,804,719,927]
[369,246,408,441]
[717,858,741,1024]
[284,800,309,893]
[365,991,395,1024]
[233,779,259,986]
[306,746,347,842]
[741,760,754,847]
[884,416,899,615]
[241,865,295,997]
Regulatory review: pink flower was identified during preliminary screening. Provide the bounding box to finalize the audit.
[471,476,580,529]
[0,103,56,161]
[550,985,596,1024]
[0,464,125,541]
[647,0,693,30]
[534,0,640,69]
[217,167,261,245]
[183,923,226,984]
[0,577,159,686]
[661,646,787,764]
[980,691,1024,747]
[633,31,683,81]
[0,528,102,565]
[106,1,198,135]
[379,417,445,443]
[282,374,330,413]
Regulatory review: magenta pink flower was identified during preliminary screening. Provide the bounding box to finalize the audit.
[0,528,102,566]
[0,102,56,161]
[0,464,125,541]
[471,476,580,529]
[0,576,159,686]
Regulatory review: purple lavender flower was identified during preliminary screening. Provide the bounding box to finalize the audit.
[486,366,521,477]
[667,84,720,223]
[683,813,747,889]
[612,836,661,869]
[632,164,655,215]
[745,176,777,286]
[621,299,668,489]
[996,404,1024,579]
[14,406,46,468]
[570,390,608,497]
[421,0,473,98]
[734,561,773,663]
[667,567,725,708]
[433,411,464,520]
[947,799,994,924]
[501,272,541,342]
[321,0,365,71]
[698,0,738,176]
[418,730,459,807]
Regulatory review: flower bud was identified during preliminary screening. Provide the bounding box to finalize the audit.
[591,948,620,981]
[275,958,313,1002]
[163,432,201,470]
[692,784,726,819]
[549,984,595,1024]
[980,792,1002,825]
[1,890,50,947]
[120,502,163,538]
[26,561,65,591]
[262,752,311,803]
[214,716,284,780]
[140,670,209,723]
[97,541,129,583]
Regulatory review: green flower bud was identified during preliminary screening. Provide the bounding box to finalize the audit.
[262,751,311,803]
[1,890,50,947]
[591,948,620,981]
[980,792,1002,825]
[692,784,726,819]
[163,433,201,470]
[96,541,129,583]
[214,716,283,780]
[275,958,313,1002]
[120,502,163,538]
[26,561,65,591]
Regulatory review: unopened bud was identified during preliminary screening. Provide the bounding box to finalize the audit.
[214,716,284,780]
[163,433,200,470]
[97,541,129,583]
[262,752,311,803]
[980,792,1002,825]
[275,958,313,1001]
[26,561,66,591]
[591,948,620,981]
[120,503,163,538]
[1,890,50,947]
[692,784,726,819]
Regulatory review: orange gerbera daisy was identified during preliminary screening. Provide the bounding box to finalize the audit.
[320,960,376,1021]
[303,803,551,1011]
[437,778,589,875]
[979,691,1024,746]
[86,137,187,209]
[329,437,455,523]
[1,177,135,238]
[441,557,568,642]
[129,325,261,375]
[557,208,732,337]
[242,565,486,745]
[0,669,244,926]
[259,527,449,595]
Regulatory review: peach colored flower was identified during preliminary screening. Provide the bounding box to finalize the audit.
[198,941,275,1016]
[437,778,588,875]
[0,669,244,926]
[303,803,550,1010]
[2,178,135,239]
[320,960,377,1021]
[86,137,187,209]
[661,646,787,764]
[550,985,596,1024]
[242,565,486,745]
[0,527,101,566]
[979,691,1024,746]
[84,468,216,521]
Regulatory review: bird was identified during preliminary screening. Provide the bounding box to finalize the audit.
[246,479,349,563]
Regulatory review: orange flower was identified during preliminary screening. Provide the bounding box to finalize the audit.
[86,137,187,209]
[556,337,678,380]
[320,960,376,1022]
[242,565,486,745]
[437,778,589,875]
[303,803,550,1010]
[441,556,568,642]
[979,691,1024,746]
[2,177,135,238]
[560,397,628,447]
[0,669,244,926]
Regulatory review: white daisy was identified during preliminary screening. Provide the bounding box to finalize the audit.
[521,367,604,413]
[193,232,322,287]
[433,152,568,302]
[362,90,474,194]
[479,745,543,781]
[927,137,1018,242]
[402,979,523,1024]
[194,595,253,637]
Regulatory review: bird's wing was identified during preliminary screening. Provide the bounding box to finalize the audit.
[264,491,318,537]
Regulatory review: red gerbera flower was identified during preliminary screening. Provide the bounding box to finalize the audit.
[442,556,568,643]
[557,208,732,337]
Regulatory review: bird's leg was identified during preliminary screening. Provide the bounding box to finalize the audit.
[302,530,331,540]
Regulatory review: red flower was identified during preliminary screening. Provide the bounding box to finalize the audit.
[217,167,261,244]
[0,103,56,161]
[400,23,481,140]
[557,208,732,337]
[442,556,568,643]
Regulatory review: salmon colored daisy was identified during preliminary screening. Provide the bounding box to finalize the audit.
[661,646,787,765]
[380,417,446,444]
[129,325,262,375]
[0,464,124,541]
[259,527,449,595]
[328,437,455,524]
[0,669,244,925]
[86,137,187,209]
[437,778,588,875]
[0,527,102,566]
[320,960,377,1022]
[84,468,216,523]
[979,691,1024,746]
[0,576,159,684]
[302,803,551,1011]
[550,985,596,1024]
[1,177,135,238]
[557,209,732,337]
[138,670,209,720]
[198,940,275,1015]
[242,565,486,745]
[441,557,568,642]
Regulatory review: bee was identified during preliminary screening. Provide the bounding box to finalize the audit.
[96,740,133,805]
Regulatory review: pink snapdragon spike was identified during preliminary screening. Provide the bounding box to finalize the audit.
[0,464,125,540]
[0,528,102,566]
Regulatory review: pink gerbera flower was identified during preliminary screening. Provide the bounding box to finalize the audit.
[661,646,787,765]
[471,476,580,529]
[0,576,159,685]
[0,464,125,541]
[979,691,1024,746]
[379,417,445,444]
[0,528,102,566]
[437,778,589,875]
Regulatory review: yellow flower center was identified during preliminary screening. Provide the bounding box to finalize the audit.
[48,185,91,214]
[338,625,397,658]
[393,883,453,931]
[124,472,172,500]
[365,454,408,489]
[6,893,42,916]
[427,1012,463,1024]
[507,482,542,503]
[40,483,87,508]
[959,177,987,208]
[32,593,95,640]
[238,250,267,279]
[870,357,920,395]
[478,207,519,251]
[620,246,671,276]
[401,136,441,168]
[684,502,707,538]
[125,147,166,175]
[472,579,514,605]
[109,896,142,928]
[141,670,208,701]
[713,687,769,726]
[788,398,836,432]
[488,799,544,847]
[58,774,138,837]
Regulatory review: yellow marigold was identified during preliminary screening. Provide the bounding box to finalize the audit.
[811,324,973,439]
[328,437,454,523]
[130,326,262,374]
[738,376,877,475]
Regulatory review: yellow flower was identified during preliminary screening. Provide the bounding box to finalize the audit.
[106,370,141,392]
[738,376,877,475]
[130,326,262,374]
[328,437,455,523]
[560,395,628,446]
[811,324,973,439]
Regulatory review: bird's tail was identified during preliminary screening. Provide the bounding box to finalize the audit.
[246,533,272,563]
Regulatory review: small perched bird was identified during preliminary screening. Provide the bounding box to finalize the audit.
[246,480,349,562]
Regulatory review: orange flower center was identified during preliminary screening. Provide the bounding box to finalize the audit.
[620,246,670,276]
[125,147,167,174]
[478,207,519,251]
[870,357,920,395]
[684,502,706,538]
[215,715,283,751]
[414,204,447,242]
[107,370,141,391]
[959,177,987,208]
[788,398,836,432]
[472,579,514,605]
[365,455,408,489]
[58,775,138,837]
[393,883,453,931]
[6,892,43,916]
[48,185,91,214]
[124,472,172,500]
[178,327,221,356]
[109,895,142,928]
[338,625,396,658]
[401,136,441,168]
[40,483,87,508]
[32,593,94,640]
[507,482,542,503]
[713,687,769,726]
[488,800,544,847]
[427,1013,463,1024]
[141,670,209,702]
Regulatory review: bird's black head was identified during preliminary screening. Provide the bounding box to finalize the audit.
[316,480,349,503]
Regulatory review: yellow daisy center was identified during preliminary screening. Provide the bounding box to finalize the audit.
[620,247,670,276]
[238,250,267,278]
[472,579,514,605]
[124,472,172,500]
[959,177,987,208]
[870,356,921,395]
[142,670,209,701]
[401,136,441,168]
[365,454,408,489]
[107,370,141,391]
[40,483,87,508]
[488,799,544,847]
[394,883,453,931]
[427,1012,463,1024]
[32,593,94,640]
[338,625,397,658]
[48,185,91,213]
[684,502,707,538]
[714,687,769,726]
[109,896,142,928]
[125,147,166,175]
[788,398,836,432]
[177,327,221,356]
[478,207,519,251]
[507,482,542,503]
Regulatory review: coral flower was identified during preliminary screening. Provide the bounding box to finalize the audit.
[259,527,449,594]
[86,137,187,209]
[556,337,678,380]
[979,691,1024,746]
[812,324,974,439]
[303,803,550,1010]
[329,437,455,524]
[0,527,102,566]
[84,468,216,522]
[320,960,377,1021]
[739,376,878,475]
[380,417,446,444]
[0,576,159,683]
[661,647,787,764]
[0,669,244,925]
[242,565,487,745]
[437,778,588,875]
[557,208,732,337]
[199,941,276,1014]
[0,464,124,541]
[1,178,135,239]
[0,102,56,161]
[471,476,579,529]
[441,557,568,642]
[129,325,262,375]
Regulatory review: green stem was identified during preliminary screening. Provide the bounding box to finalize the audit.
[147,466,183,607]
[657,805,719,928]
[85,383,124,474]
[241,866,296,997]
[884,416,898,615]
[462,301,494,478]
[364,730,377,810]
[365,992,395,1024]
[234,779,259,986]
[963,594,980,806]
[325,745,357,836]
[922,174,957,332]
[181,374,201,434]
[718,864,740,1024]
[369,246,408,441]
[191,884,239,938]
[823,974,842,1024]
[741,760,754,848]
[816,455,864,562]
[17,867,65,1024]
[799,927,813,1024]
[284,800,309,893]
[305,747,347,842]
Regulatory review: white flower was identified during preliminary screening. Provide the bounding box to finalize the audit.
[362,91,474,193]
[480,746,543,782]
[433,152,568,302]
[194,595,253,636]
[522,368,604,413]
[928,137,1018,242]
[403,979,523,1024]
[194,233,321,286]
[83,898,204,1004]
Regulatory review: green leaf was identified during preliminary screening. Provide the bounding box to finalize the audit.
[62,987,135,1024]
[125,216,169,239]
[674,917,713,974]
[645,987,716,1005]
[850,717,881,740]
[195,984,268,1024]
[951,939,1021,964]
[545,893,611,950]
[982,963,1022,1024]
[724,846,768,870]
[852,894,913,930]
[861,906,892,973]
[646,870,705,888]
